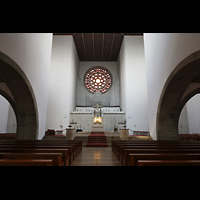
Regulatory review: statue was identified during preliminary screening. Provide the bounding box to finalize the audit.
[92,104,103,125]
[93,104,103,117]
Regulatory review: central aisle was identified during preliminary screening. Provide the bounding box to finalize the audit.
[71,147,121,166]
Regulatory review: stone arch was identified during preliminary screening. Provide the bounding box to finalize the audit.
[0,51,38,139]
[157,50,200,140]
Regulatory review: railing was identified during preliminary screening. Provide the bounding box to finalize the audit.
[129,129,150,136]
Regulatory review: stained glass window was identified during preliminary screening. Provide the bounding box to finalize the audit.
[84,68,112,94]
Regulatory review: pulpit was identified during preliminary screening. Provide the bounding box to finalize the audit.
[119,129,129,140]
[66,125,75,140]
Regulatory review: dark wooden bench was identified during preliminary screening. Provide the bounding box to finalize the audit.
[120,145,200,164]
[129,153,200,166]
[0,133,16,139]
[0,140,82,158]
[0,153,62,166]
[0,159,53,166]
[112,140,200,156]
[0,148,70,166]
[0,144,74,162]
[137,160,200,166]
[112,140,200,162]
[0,139,83,166]
[0,141,77,165]
[123,148,200,166]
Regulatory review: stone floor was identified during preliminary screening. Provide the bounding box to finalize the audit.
[71,147,121,166]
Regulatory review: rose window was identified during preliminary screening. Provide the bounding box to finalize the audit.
[84,68,112,94]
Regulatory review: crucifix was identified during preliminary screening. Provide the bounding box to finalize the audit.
[92,104,103,117]
[92,104,103,125]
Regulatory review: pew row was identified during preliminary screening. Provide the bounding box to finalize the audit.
[138,160,200,166]
[0,140,82,166]
[112,140,200,166]
[0,148,69,166]
[0,153,62,166]
[0,159,53,166]
[129,153,200,166]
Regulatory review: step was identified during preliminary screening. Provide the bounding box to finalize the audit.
[88,139,107,141]
[86,143,108,147]
[89,135,106,137]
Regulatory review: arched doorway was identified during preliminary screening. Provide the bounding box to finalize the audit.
[0,52,38,139]
[157,50,200,140]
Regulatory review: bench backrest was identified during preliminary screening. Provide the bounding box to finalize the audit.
[129,153,200,166]
[0,148,69,166]
[123,148,200,166]
[0,153,62,166]
[138,160,200,166]
[0,159,53,166]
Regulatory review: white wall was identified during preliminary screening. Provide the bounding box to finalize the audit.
[118,39,126,112]
[6,105,17,133]
[46,35,78,131]
[144,33,200,139]
[0,33,53,139]
[186,94,200,134]
[0,96,9,133]
[178,106,189,134]
[118,36,149,133]
[0,96,17,133]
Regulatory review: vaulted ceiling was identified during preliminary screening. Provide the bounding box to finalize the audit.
[53,33,143,61]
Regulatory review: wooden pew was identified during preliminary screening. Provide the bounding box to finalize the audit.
[0,159,53,166]
[123,148,200,166]
[112,140,200,166]
[112,140,200,163]
[0,141,75,165]
[0,153,62,166]
[120,144,200,163]
[112,140,200,156]
[118,144,196,161]
[137,160,200,166]
[0,140,82,158]
[0,133,16,139]
[0,144,74,162]
[129,153,200,166]
[0,148,70,166]
[0,139,83,166]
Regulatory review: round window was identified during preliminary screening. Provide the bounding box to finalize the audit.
[84,67,112,94]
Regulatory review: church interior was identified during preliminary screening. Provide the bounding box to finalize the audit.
[1,33,200,166]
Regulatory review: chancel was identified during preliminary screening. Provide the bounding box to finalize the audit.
[2,33,200,166]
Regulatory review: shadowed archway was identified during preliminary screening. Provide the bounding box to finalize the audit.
[0,52,38,139]
[157,50,200,140]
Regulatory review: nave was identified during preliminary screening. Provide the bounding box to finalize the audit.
[71,147,121,166]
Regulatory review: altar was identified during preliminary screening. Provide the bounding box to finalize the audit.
[70,105,126,132]
[92,125,104,132]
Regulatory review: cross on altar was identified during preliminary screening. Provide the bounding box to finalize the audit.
[92,104,103,117]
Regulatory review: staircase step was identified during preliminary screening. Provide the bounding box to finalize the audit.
[86,132,108,147]
[86,143,108,147]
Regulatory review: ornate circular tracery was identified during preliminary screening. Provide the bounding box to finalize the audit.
[84,67,112,94]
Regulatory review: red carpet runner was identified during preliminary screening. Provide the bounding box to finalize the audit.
[86,132,108,147]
